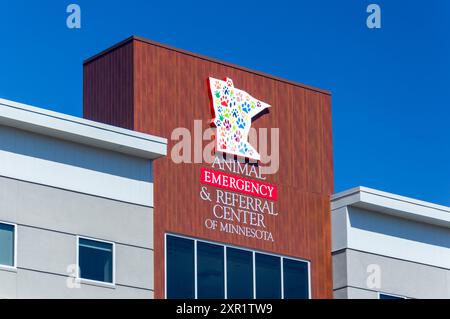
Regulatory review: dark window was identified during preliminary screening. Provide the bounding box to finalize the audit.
[379,293,405,299]
[197,241,224,299]
[255,253,281,299]
[283,258,309,299]
[78,238,113,283]
[226,247,253,299]
[166,235,195,298]
[165,235,311,299]
[0,223,14,267]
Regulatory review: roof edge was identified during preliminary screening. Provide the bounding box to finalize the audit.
[0,98,167,160]
[83,35,331,96]
[332,186,450,213]
[332,186,450,228]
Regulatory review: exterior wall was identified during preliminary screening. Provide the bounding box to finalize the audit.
[0,125,154,207]
[0,106,163,298]
[83,40,135,130]
[333,286,378,299]
[0,176,154,298]
[333,249,450,299]
[0,269,153,299]
[83,36,334,298]
[332,190,450,299]
[333,206,450,269]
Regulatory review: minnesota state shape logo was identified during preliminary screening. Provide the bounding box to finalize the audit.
[208,77,270,161]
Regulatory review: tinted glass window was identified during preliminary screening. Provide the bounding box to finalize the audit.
[226,247,253,299]
[165,235,311,300]
[79,238,113,283]
[0,223,14,267]
[379,293,405,299]
[255,253,281,299]
[166,235,195,298]
[197,241,224,299]
[283,258,309,299]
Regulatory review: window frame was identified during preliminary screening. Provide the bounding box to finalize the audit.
[226,245,254,299]
[254,252,282,299]
[165,233,196,298]
[196,240,226,299]
[282,256,311,299]
[76,235,116,287]
[164,233,311,299]
[0,221,17,270]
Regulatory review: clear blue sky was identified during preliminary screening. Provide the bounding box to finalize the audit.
[1,1,449,205]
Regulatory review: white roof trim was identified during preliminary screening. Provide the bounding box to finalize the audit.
[0,98,167,160]
[332,186,450,228]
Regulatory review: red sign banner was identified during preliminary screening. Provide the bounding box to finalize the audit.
[200,168,277,201]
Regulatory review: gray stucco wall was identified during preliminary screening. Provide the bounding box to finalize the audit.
[0,176,154,299]
[333,249,450,299]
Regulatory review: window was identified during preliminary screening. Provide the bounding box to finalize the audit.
[165,234,310,299]
[379,293,407,299]
[227,247,253,299]
[255,253,281,298]
[197,242,224,299]
[78,237,114,284]
[283,258,309,299]
[166,235,195,298]
[0,222,15,268]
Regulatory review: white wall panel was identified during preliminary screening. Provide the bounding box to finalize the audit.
[0,126,153,206]
[346,207,450,269]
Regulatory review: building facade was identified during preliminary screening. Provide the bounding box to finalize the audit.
[332,186,450,299]
[83,36,334,299]
[0,98,167,298]
[2,36,447,300]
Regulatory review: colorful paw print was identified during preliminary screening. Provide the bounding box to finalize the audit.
[236,117,245,129]
[220,139,227,150]
[223,119,232,130]
[220,95,229,107]
[223,86,230,96]
[242,102,251,114]
[234,130,242,142]
[236,92,243,103]
[238,142,249,154]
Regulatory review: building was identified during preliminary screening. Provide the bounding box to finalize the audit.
[0,98,167,298]
[332,186,450,299]
[3,35,446,300]
[83,36,334,299]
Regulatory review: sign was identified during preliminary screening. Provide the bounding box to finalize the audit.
[200,158,279,242]
[200,168,277,201]
[208,77,270,161]
[202,79,278,242]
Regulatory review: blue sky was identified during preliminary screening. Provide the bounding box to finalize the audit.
[0,0,449,205]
